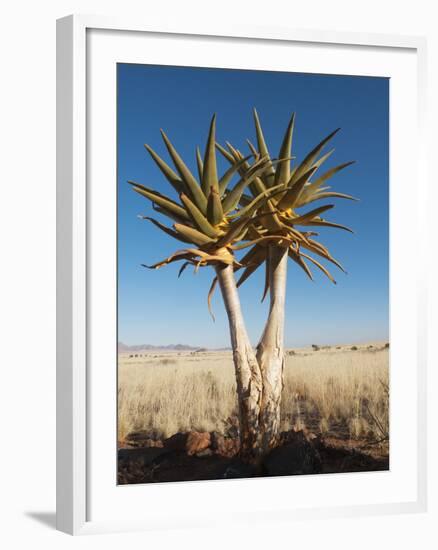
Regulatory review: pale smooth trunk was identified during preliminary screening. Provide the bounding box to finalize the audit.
[215,264,263,463]
[257,245,288,453]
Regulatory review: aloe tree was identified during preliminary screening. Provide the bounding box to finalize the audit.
[130,112,356,464]
[217,109,357,454]
[129,115,286,463]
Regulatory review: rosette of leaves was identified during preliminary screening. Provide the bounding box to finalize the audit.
[128,115,285,284]
[216,109,358,297]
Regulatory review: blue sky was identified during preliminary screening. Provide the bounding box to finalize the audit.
[117,64,389,348]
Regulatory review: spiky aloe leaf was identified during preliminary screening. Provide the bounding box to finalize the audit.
[215,142,235,164]
[225,141,242,162]
[207,188,224,226]
[287,204,335,225]
[311,160,356,188]
[253,109,275,182]
[283,149,333,202]
[183,247,235,265]
[253,109,270,159]
[144,250,194,270]
[128,181,190,221]
[297,161,355,206]
[217,141,268,198]
[180,193,219,238]
[301,238,346,273]
[139,216,192,244]
[259,197,285,232]
[228,143,269,196]
[196,147,203,182]
[249,174,269,198]
[299,191,358,207]
[311,148,335,172]
[202,114,219,196]
[218,207,281,248]
[291,127,340,184]
[231,234,293,251]
[173,223,215,246]
[261,260,270,302]
[297,219,354,233]
[233,225,250,243]
[160,129,207,213]
[178,261,191,277]
[238,243,263,265]
[287,225,311,243]
[274,113,295,186]
[152,204,189,225]
[218,155,252,196]
[236,250,265,287]
[229,145,271,192]
[227,184,285,220]
[144,144,184,194]
[215,216,253,248]
[277,166,318,211]
[288,248,313,280]
[300,252,337,284]
[222,157,272,214]
[207,277,218,321]
[246,139,259,159]
[145,247,236,272]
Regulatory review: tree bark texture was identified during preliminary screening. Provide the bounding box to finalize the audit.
[256,245,288,454]
[215,263,263,464]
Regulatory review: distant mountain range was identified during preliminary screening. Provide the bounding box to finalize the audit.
[118,342,201,352]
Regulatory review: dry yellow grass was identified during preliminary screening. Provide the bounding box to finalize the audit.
[118,344,389,445]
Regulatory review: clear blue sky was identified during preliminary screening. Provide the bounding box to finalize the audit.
[117,64,389,348]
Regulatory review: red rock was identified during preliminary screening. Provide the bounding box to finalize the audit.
[185,431,211,456]
[212,432,240,458]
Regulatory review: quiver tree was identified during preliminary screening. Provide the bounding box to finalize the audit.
[129,115,284,463]
[130,111,356,464]
[217,109,357,454]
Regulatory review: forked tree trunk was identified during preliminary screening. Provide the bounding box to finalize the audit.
[215,263,263,464]
[256,245,288,454]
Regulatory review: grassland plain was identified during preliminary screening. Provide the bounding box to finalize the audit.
[118,342,389,455]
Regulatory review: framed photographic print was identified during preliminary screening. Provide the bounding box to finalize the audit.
[56,15,427,535]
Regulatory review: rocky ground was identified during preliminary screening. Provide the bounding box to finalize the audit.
[118,429,389,485]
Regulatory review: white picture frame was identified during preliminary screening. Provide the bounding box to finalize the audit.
[56,14,428,535]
